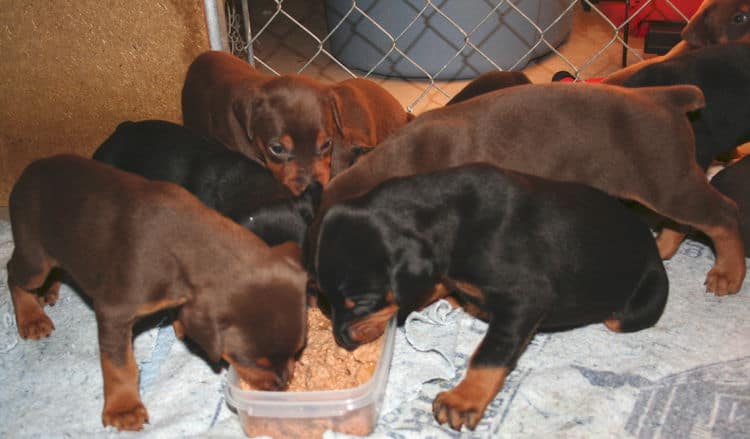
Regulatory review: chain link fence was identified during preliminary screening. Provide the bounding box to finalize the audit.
[209,0,697,111]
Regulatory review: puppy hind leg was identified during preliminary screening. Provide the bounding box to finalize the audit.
[7,250,56,339]
[605,265,669,333]
[641,174,745,294]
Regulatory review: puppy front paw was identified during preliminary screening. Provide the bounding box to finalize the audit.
[102,402,149,431]
[17,311,54,339]
[432,388,485,431]
[705,268,740,296]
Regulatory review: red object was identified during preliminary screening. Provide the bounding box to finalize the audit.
[596,0,702,37]
[556,76,605,83]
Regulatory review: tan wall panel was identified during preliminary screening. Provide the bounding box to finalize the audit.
[0,0,210,205]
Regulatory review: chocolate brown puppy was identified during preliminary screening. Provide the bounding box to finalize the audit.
[313,164,668,431]
[312,83,744,295]
[182,51,410,193]
[604,0,750,85]
[7,155,307,431]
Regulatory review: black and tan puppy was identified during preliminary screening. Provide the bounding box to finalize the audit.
[311,83,744,295]
[93,120,320,246]
[313,164,668,431]
[446,71,531,105]
[712,155,750,253]
[181,51,410,194]
[624,42,750,170]
[7,155,307,431]
[604,0,750,85]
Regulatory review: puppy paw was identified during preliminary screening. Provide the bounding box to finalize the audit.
[432,388,484,431]
[705,268,740,296]
[43,283,60,306]
[102,402,149,431]
[17,312,54,339]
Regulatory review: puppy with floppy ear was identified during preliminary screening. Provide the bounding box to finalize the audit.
[182,51,341,195]
[682,0,750,47]
[604,0,750,85]
[313,164,668,431]
[7,155,308,431]
[310,83,744,295]
[93,119,321,247]
[329,78,413,175]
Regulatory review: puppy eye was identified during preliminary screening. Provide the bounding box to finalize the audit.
[268,142,287,158]
[732,12,749,24]
[317,138,332,155]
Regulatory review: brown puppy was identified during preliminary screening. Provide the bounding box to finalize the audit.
[604,0,750,85]
[330,77,413,175]
[7,155,307,431]
[182,51,411,193]
[312,83,745,295]
[182,51,338,195]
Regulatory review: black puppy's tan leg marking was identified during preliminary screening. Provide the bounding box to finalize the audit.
[445,279,490,321]
[604,319,622,332]
[433,367,509,430]
[417,282,452,310]
[433,288,545,431]
[96,309,148,431]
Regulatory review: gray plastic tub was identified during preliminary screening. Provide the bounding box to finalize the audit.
[325,0,574,79]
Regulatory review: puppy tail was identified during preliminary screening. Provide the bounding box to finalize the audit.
[613,263,669,333]
[640,84,705,114]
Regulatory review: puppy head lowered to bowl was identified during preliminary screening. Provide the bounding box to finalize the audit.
[225,316,396,438]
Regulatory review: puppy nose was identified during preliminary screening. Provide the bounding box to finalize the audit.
[291,177,313,195]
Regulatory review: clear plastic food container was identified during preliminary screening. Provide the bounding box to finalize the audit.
[225,317,396,438]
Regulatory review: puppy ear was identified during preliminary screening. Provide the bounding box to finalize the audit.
[390,239,436,311]
[232,89,265,163]
[176,302,223,364]
[681,2,714,47]
[328,91,346,137]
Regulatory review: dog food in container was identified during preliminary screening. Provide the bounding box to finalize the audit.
[225,316,396,438]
